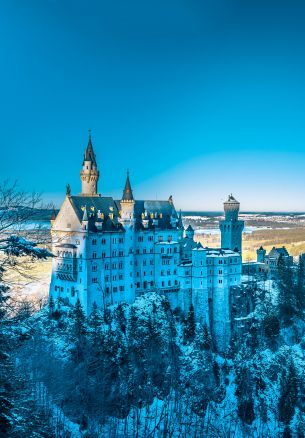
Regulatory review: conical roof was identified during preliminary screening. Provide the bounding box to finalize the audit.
[122,170,134,201]
[83,131,97,166]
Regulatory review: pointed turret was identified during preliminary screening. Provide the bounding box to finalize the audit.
[80,131,100,196]
[122,170,134,202]
[82,207,88,221]
[84,132,97,165]
[178,210,183,228]
[120,170,135,223]
[82,207,89,230]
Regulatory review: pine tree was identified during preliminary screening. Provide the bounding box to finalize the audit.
[296,257,305,318]
[183,304,196,343]
[195,323,212,351]
[279,357,298,426]
[262,313,280,339]
[70,298,87,362]
[48,296,55,316]
[115,303,127,334]
[277,256,296,326]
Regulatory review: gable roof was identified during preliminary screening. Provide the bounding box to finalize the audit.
[67,196,179,232]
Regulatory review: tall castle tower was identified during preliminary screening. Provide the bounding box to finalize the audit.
[80,132,100,196]
[219,194,244,253]
[120,170,135,222]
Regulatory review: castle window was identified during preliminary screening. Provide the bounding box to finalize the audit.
[168,280,171,286]
[219,270,222,274]
[174,270,177,275]
[151,281,154,287]
[161,271,164,276]
[161,247,164,254]
[174,247,177,253]
[75,239,80,245]
[105,263,109,270]
[175,280,178,285]
[150,248,153,254]
[119,286,124,292]
[136,249,140,255]
[138,236,144,242]
[112,275,117,281]
[92,278,98,283]
[219,279,222,284]
[92,239,97,245]
[101,238,106,245]
[161,281,164,287]
[105,275,109,282]
[80,278,82,283]
[136,282,140,288]
[158,236,163,242]
[168,236,172,242]
[113,287,118,292]
[112,250,117,257]
[148,236,153,241]
[106,287,110,293]
[150,259,154,265]
[112,238,116,244]
[92,252,97,259]
[119,237,124,244]
[130,272,133,277]
[119,274,123,280]
[119,261,123,269]
[119,250,124,257]
[136,272,139,277]
[144,271,146,276]
[143,248,147,254]
[167,270,170,275]
[92,265,97,272]
[112,263,117,269]
[102,252,106,258]
[143,260,147,266]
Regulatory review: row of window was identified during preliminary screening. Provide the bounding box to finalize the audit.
[92,237,124,245]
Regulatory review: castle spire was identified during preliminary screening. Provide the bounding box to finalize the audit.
[122,169,134,202]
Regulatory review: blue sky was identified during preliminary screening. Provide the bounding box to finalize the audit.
[1,0,305,211]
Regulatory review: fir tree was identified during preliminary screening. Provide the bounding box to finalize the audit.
[279,357,298,426]
[296,257,305,318]
[195,323,212,351]
[183,304,196,343]
[277,256,296,326]
[48,295,55,315]
[70,298,87,362]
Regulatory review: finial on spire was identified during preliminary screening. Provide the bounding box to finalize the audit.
[66,183,71,196]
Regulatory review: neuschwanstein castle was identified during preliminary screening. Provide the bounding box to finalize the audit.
[49,135,244,350]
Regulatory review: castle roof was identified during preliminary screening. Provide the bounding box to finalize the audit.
[132,200,178,231]
[122,170,134,202]
[268,246,290,257]
[186,224,194,232]
[83,132,97,166]
[67,196,178,232]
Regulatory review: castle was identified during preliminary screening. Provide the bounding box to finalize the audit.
[49,135,244,351]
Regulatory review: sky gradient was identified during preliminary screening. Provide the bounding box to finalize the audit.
[1,0,305,211]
